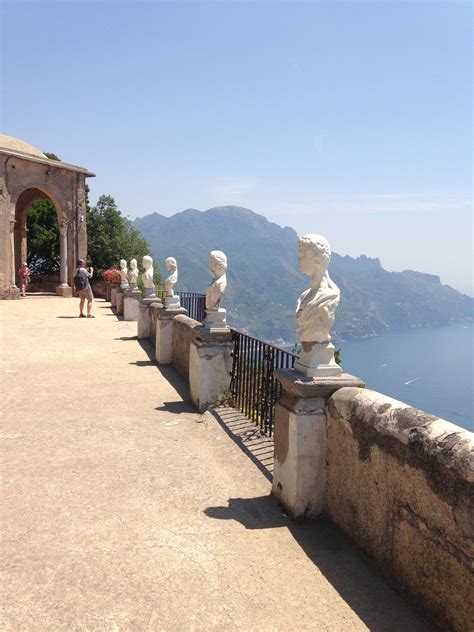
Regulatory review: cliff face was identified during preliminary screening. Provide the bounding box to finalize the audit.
[134,206,473,342]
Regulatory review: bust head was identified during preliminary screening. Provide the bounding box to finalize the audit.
[297,234,331,277]
[142,255,153,270]
[120,259,127,270]
[165,256,177,272]
[209,250,227,277]
[130,258,137,270]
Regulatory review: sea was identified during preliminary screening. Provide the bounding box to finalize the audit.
[337,322,473,432]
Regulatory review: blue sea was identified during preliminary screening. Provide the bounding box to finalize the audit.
[338,322,473,432]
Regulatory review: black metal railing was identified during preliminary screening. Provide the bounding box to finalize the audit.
[229,329,296,436]
[177,292,206,323]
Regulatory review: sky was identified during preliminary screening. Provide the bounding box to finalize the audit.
[1,0,472,295]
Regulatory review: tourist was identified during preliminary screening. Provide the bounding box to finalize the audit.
[18,261,30,297]
[74,259,94,318]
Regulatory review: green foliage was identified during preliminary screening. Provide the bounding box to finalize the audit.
[27,197,59,274]
[216,387,236,408]
[44,152,60,161]
[86,195,160,284]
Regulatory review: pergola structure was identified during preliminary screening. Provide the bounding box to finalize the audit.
[0,135,95,299]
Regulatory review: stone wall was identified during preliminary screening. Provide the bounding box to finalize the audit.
[149,303,162,347]
[326,387,473,632]
[171,314,201,379]
[90,280,107,299]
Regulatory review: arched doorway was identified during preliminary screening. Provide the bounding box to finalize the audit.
[14,188,60,292]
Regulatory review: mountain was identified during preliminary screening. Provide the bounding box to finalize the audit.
[133,206,473,343]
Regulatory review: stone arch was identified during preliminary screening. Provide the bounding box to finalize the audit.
[13,187,62,282]
[0,136,95,299]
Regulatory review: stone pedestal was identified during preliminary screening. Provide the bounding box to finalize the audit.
[5,286,20,300]
[204,308,228,332]
[294,342,342,377]
[165,295,181,309]
[110,286,119,308]
[155,306,188,364]
[56,284,73,298]
[272,369,364,519]
[189,327,233,412]
[124,289,142,321]
[137,298,162,339]
[115,288,124,315]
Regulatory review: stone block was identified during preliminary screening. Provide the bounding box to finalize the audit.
[137,298,162,339]
[110,287,118,307]
[273,400,327,518]
[123,290,141,321]
[116,290,124,315]
[189,338,232,412]
[155,307,188,364]
[55,284,73,298]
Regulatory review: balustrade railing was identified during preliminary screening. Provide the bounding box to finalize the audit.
[177,292,205,322]
[229,329,296,436]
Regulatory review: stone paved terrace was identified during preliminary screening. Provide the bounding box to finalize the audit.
[0,296,435,631]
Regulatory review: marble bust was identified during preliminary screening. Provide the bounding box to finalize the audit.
[293,234,342,377]
[119,259,129,289]
[165,257,178,297]
[206,250,227,311]
[141,255,156,298]
[164,257,181,308]
[128,258,139,288]
[204,250,228,330]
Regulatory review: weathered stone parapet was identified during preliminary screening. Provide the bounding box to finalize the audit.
[154,307,188,364]
[189,325,233,412]
[326,387,474,632]
[272,369,364,519]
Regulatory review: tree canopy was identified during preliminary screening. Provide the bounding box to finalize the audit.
[86,194,159,283]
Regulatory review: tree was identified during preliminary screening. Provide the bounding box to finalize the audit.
[86,194,159,284]
[27,197,60,274]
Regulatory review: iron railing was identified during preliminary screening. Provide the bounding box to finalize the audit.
[229,329,296,436]
[177,292,206,322]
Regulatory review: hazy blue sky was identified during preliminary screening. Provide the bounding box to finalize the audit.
[1,1,472,294]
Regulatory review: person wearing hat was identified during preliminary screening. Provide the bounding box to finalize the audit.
[18,261,30,297]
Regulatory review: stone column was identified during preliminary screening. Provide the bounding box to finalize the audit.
[189,326,233,412]
[155,306,188,364]
[56,221,72,297]
[10,219,16,286]
[8,219,20,298]
[272,370,364,519]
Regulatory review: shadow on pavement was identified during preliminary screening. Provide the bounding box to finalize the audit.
[204,495,434,632]
[210,408,274,482]
[155,401,196,414]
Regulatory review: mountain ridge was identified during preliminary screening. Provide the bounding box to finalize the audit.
[133,205,473,343]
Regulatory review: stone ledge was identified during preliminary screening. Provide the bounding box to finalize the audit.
[156,306,188,320]
[275,368,365,399]
[328,387,474,486]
